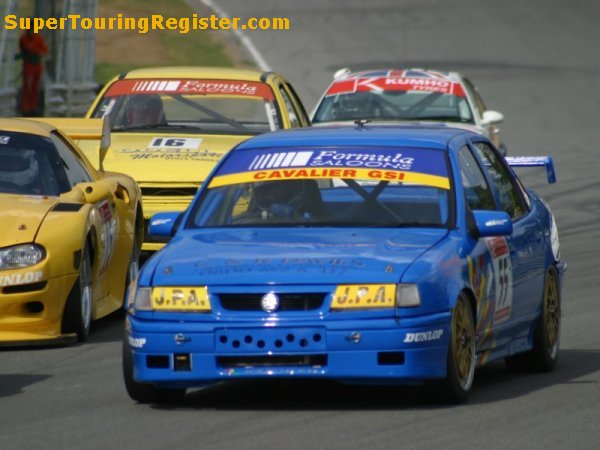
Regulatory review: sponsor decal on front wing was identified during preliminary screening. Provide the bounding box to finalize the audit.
[0,270,43,287]
[403,329,444,343]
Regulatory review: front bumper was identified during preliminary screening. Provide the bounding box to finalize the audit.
[125,312,451,388]
[0,270,78,344]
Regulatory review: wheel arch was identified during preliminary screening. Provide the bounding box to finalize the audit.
[459,287,478,326]
[85,225,97,270]
[134,202,144,255]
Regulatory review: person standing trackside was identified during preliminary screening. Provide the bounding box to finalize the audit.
[18,29,48,116]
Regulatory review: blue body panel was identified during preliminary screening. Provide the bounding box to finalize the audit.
[127,125,565,389]
[150,228,446,286]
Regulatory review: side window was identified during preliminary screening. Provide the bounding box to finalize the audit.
[462,78,487,118]
[458,145,496,211]
[278,84,301,128]
[49,132,93,187]
[285,82,310,125]
[472,142,528,219]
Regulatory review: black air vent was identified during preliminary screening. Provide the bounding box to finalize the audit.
[52,203,83,212]
[218,293,326,311]
[217,354,327,368]
[141,187,197,197]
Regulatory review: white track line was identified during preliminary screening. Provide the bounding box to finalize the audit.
[198,0,272,72]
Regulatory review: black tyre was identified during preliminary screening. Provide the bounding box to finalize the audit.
[122,337,186,404]
[505,267,560,372]
[119,229,140,315]
[431,293,476,404]
[62,242,93,341]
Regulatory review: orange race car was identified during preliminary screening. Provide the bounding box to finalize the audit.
[0,118,143,345]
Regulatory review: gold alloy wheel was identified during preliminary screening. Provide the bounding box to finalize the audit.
[452,297,475,388]
[504,267,561,373]
[544,270,560,358]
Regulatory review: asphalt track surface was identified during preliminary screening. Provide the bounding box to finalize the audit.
[1,1,599,449]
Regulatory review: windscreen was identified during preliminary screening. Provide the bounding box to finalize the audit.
[313,72,473,124]
[0,131,69,196]
[188,146,452,228]
[91,78,281,135]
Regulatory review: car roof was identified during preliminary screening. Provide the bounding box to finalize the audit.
[122,66,269,82]
[235,124,474,151]
[0,118,55,137]
[334,68,463,83]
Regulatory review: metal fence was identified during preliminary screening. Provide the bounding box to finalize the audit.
[43,0,99,116]
[0,0,18,116]
[0,0,98,117]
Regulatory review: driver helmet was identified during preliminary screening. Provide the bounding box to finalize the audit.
[0,148,39,186]
[125,94,165,127]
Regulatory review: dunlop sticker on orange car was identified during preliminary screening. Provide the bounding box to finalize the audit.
[331,284,396,309]
[152,286,211,311]
[0,270,43,287]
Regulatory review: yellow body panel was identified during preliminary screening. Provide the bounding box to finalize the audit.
[0,118,61,136]
[0,119,142,344]
[76,133,242,183]
[28,117,104,140]
[84,67,309,250]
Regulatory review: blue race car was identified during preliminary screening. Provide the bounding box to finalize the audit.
[123,124,565,404]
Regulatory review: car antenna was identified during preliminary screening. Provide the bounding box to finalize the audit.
[354,119,371,130]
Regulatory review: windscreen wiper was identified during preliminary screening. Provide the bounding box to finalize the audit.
[169,94,249,132]
[112,123,201,132]
[412,116,470,123]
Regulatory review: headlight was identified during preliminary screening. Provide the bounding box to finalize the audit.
[0,244,45,270]
[133,287,152,311]
[396,284,420,307]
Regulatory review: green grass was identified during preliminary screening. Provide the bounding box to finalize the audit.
[94,63,139,86]
[94,0,236,84]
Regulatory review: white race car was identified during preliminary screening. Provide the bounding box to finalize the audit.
[312,68,507,154]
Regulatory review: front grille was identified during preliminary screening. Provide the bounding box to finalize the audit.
[218,293,326,311]
[141,187,198,197]
[217,354,327,368]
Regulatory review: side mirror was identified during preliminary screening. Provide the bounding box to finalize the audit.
[333,67,352,80]
[472,210,512,237]
[76,181,112,204]
[148,212,182,238]
[481,110,504,125]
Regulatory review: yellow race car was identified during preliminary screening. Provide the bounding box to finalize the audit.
[0,118,143,345]
[82,67,310,251]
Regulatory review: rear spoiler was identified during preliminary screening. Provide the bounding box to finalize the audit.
[505,156,556,184]
[29,116,111,172]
